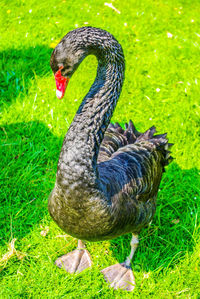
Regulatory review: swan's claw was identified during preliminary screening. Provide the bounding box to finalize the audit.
[55,249,92,273]
[101,262,135,291]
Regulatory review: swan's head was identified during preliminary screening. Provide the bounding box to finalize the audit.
[50,27,125,99]
[50,34,88,99]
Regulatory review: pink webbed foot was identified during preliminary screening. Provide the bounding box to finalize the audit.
[55,247,92,274]
[101,262,135,291]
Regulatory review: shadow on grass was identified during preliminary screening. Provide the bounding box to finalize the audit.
[0,121,62,246]
[0,46,53,107]
[0,120,199,273]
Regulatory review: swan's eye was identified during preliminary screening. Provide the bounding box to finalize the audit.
[62,66,71,77]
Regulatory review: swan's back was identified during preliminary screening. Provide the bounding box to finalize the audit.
[97,121,173,235]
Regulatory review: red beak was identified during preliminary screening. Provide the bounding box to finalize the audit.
[54,67,69,99]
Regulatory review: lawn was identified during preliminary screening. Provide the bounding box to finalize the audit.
[0,0,200,297]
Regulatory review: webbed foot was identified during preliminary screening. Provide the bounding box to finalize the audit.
[101,262,135,291]
[55,248,92,274]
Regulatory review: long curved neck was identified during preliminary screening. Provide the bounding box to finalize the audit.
[57,33,125,189]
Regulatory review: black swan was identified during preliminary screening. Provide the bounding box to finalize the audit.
[48,27,173,291]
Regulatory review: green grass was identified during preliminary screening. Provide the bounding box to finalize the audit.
[0,0,200,297]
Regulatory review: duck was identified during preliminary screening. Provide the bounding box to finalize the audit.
[48,26,173,291]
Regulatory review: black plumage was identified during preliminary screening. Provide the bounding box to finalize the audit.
[48,27,173,291]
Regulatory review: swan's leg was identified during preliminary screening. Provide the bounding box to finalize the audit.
[101,234,139,291]
[124,234,139,267]
[55,240,92,273]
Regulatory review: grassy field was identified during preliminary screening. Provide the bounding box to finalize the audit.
[0,0,200,297]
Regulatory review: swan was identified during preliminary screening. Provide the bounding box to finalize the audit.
[48,27,173,291]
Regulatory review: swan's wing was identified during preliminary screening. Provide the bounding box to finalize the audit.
[98,121,173,203]
[98,121,138,163]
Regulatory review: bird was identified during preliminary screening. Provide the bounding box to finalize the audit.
[48,26,173,291]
